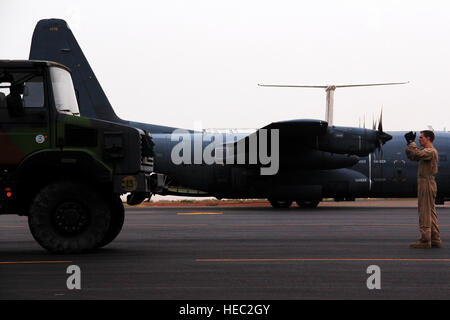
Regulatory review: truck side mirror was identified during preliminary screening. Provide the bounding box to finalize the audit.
[6,83,25,117]
[75,89,80,107]
[0,92,6,108]
[6,93,25,117]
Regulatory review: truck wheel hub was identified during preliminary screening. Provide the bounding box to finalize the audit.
[54,202,88,234]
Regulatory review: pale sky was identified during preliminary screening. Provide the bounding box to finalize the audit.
[1,0,449,132]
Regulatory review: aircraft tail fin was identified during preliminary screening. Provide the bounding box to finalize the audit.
[29,19,124,123]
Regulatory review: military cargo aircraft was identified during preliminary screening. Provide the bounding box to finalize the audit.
[29,19,450,208]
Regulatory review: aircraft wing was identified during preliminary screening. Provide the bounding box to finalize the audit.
[220,118,387,171]
[220,119,328,163]
[260,119,328,139]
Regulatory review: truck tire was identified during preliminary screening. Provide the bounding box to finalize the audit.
[28,181,111,253]
[97,195,125,248]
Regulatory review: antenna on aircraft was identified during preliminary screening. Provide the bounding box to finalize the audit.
[258,82,409,126]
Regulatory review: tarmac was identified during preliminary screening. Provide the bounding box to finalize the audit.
[0,200,449,300]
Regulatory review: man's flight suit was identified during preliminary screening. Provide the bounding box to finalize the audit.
[405,142,441,247]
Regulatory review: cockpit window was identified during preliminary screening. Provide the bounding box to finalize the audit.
[50,67,80,116]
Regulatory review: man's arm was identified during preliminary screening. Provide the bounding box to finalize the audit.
[405,142,434,161]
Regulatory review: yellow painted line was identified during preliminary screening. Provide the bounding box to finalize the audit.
[197,258,450,262]
[177,212,223,215]
[6,223,450,227]
[221,223,420,227]
[129,223,209,226]
[127,223,450,227]
[0,226,25,228]
[0,261,72,265]
[222,223,450,227]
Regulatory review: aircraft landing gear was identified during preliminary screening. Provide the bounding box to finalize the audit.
[268,199,293,209]
[296,199,321,208]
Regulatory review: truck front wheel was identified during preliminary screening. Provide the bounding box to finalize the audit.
[96,195,125,248]
[28,181,111,253]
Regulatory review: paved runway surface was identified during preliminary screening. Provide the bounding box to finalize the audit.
[1,202,450,299]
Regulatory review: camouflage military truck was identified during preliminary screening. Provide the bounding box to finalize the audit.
[0,60,155,253]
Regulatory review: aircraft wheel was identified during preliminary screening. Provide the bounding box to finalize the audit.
[296,199,320,208]
[268,199,293,209]
[28,181,111,253]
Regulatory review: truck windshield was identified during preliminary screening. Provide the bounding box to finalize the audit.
[50,67,80,116]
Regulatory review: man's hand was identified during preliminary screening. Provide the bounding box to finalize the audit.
[404,131,416,144]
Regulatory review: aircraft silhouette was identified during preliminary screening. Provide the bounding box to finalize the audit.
[29,19,450,207]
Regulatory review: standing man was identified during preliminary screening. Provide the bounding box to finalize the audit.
[405,130,441,248]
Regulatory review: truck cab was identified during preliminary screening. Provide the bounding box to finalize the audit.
[0,60,155,252]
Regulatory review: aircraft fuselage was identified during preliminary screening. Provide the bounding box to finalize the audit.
[139,126,450,202]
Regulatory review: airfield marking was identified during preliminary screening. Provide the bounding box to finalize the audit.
[196,258,450,263]
[4,223,450,227]
[0,261,72,265]
[0,226,25,228]
[177,212,223,215]
[135,223,450,227]
[129,223,209,226]
[219,223,450,227]
[220,223,421,227]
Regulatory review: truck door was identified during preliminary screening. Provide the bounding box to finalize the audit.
[0,70,50,166]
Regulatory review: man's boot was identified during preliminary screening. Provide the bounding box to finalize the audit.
[431,240,442,248]
[410,240,431,248]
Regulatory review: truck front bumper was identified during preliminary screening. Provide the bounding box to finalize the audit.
[113,173,152,194]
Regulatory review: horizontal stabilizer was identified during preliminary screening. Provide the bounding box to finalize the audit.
[258,82,409,125]
[258,82,409,89]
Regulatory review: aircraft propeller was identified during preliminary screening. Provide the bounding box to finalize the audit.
[374,107,392,160]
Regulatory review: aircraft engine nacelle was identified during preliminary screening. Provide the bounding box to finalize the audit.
[282,150,359,170]
[310,126,392,156]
